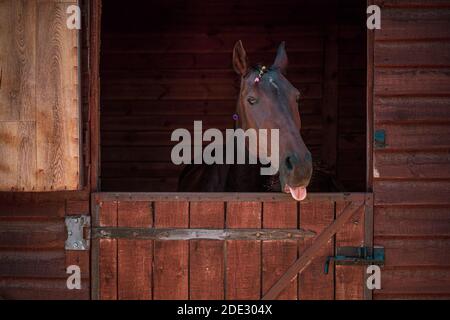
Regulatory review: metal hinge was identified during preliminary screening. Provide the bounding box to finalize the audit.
[324,246,385,274]
[65,215,91,250]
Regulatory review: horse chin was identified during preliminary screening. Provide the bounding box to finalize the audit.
[284,184,307,201]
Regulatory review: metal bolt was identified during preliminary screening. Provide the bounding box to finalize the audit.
[68,231,73,236]
[74,218,79,223]
[73,242,79,248]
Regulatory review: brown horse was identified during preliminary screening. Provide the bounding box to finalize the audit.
[178,41,312,201]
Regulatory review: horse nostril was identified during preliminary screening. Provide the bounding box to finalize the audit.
[286,156,293,171]
[285,154,300,171]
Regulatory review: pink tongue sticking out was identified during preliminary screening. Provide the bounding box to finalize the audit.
[288,186,307,201]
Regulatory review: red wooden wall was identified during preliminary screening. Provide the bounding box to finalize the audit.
[372,0,450,299]
[99,0,367,192]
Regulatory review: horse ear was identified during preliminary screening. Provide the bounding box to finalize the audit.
[233,40,248,75]
[273,41,288,74]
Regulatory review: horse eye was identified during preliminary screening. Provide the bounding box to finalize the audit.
[296,95,300,103]
[247,97,257,105]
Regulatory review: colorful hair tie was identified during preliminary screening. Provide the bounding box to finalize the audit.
[254,65,267,83]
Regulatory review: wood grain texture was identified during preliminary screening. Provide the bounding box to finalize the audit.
[189,201,225,299]
[0,0,36,121]
[225,202,262,300]
[0,278,89,300]
[0,121,37,191]
[262,202,298,300]
[97,199,117,300]
[36,1,80,191]
[117,201,152,300]
[154,201,189,300]
[375,206,450,238]
[298,201,334,300]
[335,202,365,300]
[0,0,80,191]
[374,97,450,124]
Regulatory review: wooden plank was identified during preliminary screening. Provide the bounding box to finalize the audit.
[374,181,450,205]
[364,195,374,300]
[0,0,36,121]
[0,121,37,191]
[374,0,450,8]
[154,201,189,300]
[66,200,90,215]
[374,206,450,237]
[89,0,102,191]
[117,201,152,300]
[376,268,450,296]
[0,200,65,217]
[189,201,225,299]
[97,200,117,300]
[0,278,89,300]
[375,124,450,151]
[374,68,450,96]
[374,97,450,124]
[94,227,314,241]
[0,250,66,278]
[262,202,298,300]
[335,201,365,300]
[376,239,450,267]
[375,8,450,41]
[0,219,64,249]
[93,192,368,203]
[375,41,450,67]
[374,151,450,180]
[36,1,80,191]
[262,203,363,300]
[298,201,334,300]
[225,202,261,300]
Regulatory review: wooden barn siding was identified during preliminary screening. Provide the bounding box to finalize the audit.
[372,0,450,299]
[100,0,366,192]
[0,0,94,300]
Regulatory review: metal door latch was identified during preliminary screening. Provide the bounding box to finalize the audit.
[65,215,90,250]
[324,246,384,274]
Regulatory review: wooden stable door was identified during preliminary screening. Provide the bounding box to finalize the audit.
[0,0,80,191]
[91,193,373,300]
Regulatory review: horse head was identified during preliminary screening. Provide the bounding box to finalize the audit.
[232,41,313,200]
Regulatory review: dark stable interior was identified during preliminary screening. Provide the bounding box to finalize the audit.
[100,0,367,192]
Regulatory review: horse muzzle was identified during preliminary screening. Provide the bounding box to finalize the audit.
[280,151,313,201]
